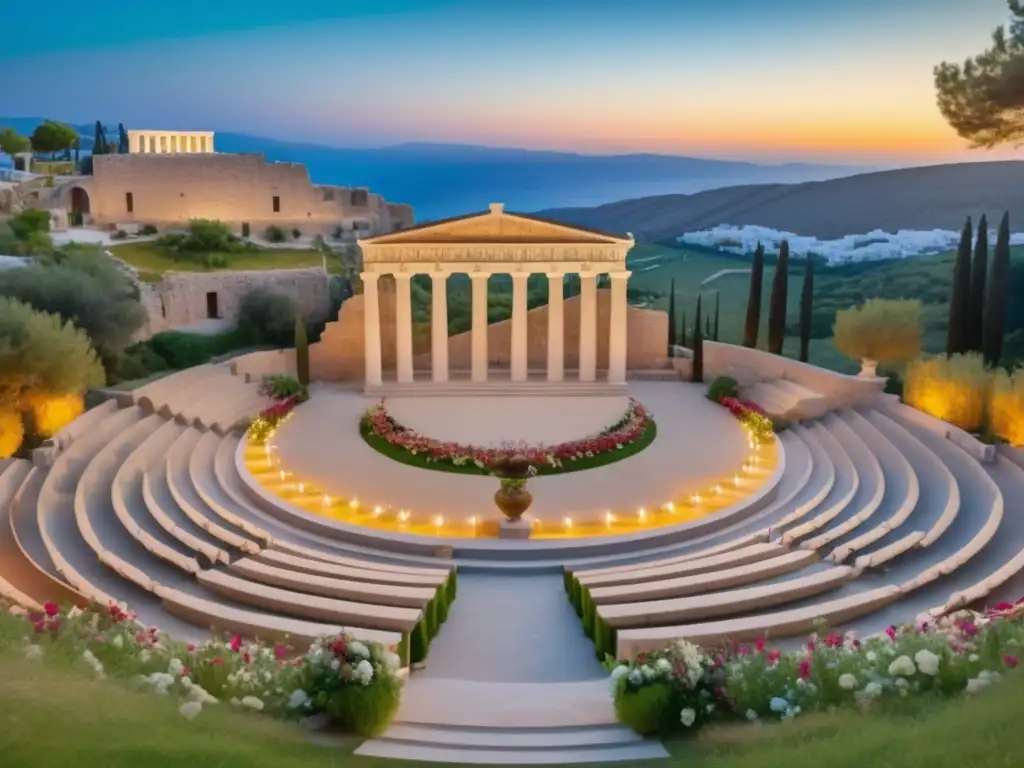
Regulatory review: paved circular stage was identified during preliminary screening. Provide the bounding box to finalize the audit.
[249,380,780,538]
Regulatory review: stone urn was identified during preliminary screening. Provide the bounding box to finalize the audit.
[491,455,534,522]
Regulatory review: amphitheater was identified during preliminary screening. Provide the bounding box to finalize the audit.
[2,210,1024,765]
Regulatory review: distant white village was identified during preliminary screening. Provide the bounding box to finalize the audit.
[679,224,1024,265]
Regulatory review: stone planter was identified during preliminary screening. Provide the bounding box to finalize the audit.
[859,358,879,378]
[494,487,533,522]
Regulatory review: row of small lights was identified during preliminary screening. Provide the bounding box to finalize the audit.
[253,429,769,534]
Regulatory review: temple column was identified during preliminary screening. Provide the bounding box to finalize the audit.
[608,270,631,384]
[361,272,382,386]
[471,273,489,382]
[394,273,414,384]
[431,271,449,383]
[510,272,529,382]
[578,271,597,382]
[546,272,564,382]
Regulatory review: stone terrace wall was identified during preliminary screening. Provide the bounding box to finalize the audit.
[86,154,410,236]
[309,289,669,382]
[141,268,330,337]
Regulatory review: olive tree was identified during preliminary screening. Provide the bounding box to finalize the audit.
[833,298,923,377]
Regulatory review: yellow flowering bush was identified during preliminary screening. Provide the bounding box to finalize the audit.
[990,368,1024,446]
[904,353,991,432]
[0,410,24,459]
[24,393,85,438]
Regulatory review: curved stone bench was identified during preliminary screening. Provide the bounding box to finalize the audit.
[165,428,261,554]
[760,423,837,535]
[111,418,205,573]
[0,461,45,610]
[50,399,118,452]
[253,548,451,585]
[230,557,438,608]
[575,542,790,588]
[587,550,821,604]
[134,366,217,415]
[5,465,88,607]
[155,584,402,648]
[599,566,857,629]
[209,386,272,435]
[189,431,274,545]
[166,369,235,423]
[779,418,860,544]
[799,410,887,551]
[37,405,146,607]
[828,409,927,564]
[142,469,229,566]
[196,569,422,632]
[615,586,902,657]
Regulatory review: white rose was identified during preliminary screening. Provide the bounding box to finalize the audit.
[887,655,916,677]
[168,659,184,677]
[288,689,310,709]
[330,659,341,671]
[179,701,202,721]
[914,649,940,676]
[865,651,877,662]
[655,658,672,674]
[838,673,858,691]
[241,696,264,711]
[965,677,989,694]
[680,708,696,727]
[111,635,124,649]
[968,654,980,663]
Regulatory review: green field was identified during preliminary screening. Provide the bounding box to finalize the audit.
[1,653,1022,768]
[108,242,344,282]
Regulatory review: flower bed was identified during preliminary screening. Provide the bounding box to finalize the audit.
[1,601,405,736]
[246,374,309,445]
[607,600,1024,736]
[716,396,775,446]
[359,398,657,475]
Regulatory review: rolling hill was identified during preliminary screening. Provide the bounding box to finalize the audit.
[539,161,1024,240]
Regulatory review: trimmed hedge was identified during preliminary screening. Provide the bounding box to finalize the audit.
[565,569,617,662]
[407,568,458,665]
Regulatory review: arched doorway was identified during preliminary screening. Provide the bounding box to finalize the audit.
[69,187,90,226]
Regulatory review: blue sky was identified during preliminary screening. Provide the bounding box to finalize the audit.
[2,0,1020,164]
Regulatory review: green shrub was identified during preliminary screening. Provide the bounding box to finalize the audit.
[291,228,302,240]
[241,222,250,238]
[614,682,673,736]
[707,375,740,401]
[110,229,128,240]
[145,331,246,369]
[139,224,158,236]
[409,620,430,664]
[9,209,51,240]
[264,225,286,243]
[114,344,169,383]
[258,374,308,402]
[236,287,299,346]
[325,672,403,737]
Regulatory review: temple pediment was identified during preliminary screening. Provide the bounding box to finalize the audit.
[361,204,632,246]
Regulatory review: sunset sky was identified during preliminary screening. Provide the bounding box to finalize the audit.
[3,0,1021,166]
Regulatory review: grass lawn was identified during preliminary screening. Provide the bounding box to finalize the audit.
[359,416,657,476]
[1,653,1023,768]
[108,242,344,282]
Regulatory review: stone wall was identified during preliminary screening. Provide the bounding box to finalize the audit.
[79,154,413,236]
[309,288,669,381]
[140,267,331,337]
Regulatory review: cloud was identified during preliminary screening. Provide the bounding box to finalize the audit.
[677,224,1024,265]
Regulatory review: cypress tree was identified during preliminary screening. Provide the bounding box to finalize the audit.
[691,294,704,383]
[982,212,1011,366]
[118,123,129,153]
[799,258,814,362]
[713,292,720,341]
[743,243,765,348]
[968,214,989,352]
[679,306,687,349]
[295,317,310,386]
[666,278,677,354]
[766,240,790,355]
[947,216,973,356]
[705,311,711,337]
[93,120,107,155]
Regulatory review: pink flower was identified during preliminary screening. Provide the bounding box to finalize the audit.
[798,659,812,679]
[767,650,781,666]
[1004,655,1019,669]
[754,637,766,653]
[186,643,196,653]
[885,626,897,641]
[806,637,816,652]
[738,645,751,656]
[824,633,843,648]
[958,621,978,637]
[212,657,224,666]
[274,643,287,661]
[992,602,1015,613]
[32,619,46,634]
[243,651,251,665]
[229,634,242,652]
[43,602,59,618]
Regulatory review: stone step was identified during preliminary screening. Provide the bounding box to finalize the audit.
[369,722,644,749]
[351,735,669,764]
[366,380,629,398]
